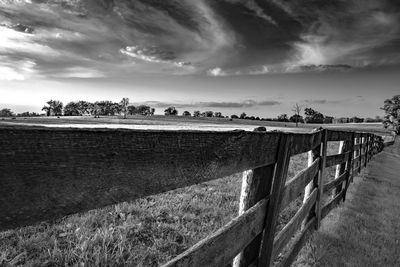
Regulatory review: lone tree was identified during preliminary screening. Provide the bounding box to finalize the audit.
[292,103,302,127]
[164,106,178,116]
[382,95,400,134]
[119,98,129,119]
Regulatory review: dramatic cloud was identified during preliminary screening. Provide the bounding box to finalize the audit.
[139,99,281,109]
[0,0,399,80]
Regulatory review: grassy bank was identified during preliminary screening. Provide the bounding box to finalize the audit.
[293,138,400,266]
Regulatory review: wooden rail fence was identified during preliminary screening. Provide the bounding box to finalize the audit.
[0,126,395,266]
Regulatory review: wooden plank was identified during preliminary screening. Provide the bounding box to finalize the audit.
[272,188,318,260]
[321,189,345,219]
[0,127,280,231]
[233,164,275,267]
[325,152,350,168]
[290,131,322,156]
[316,129,328,229]
[323,171,347,193]
[258,134,293,267]
[162,198,269,267]
[353,144,361,151]
[343,132,355,201]
[275,217,317,267]
[280,158,319,210]
[384,140,395,147]
[326,130,353,141]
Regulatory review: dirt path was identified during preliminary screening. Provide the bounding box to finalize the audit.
[294,138,400,266]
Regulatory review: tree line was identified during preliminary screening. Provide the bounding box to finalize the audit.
[1,95,398,134]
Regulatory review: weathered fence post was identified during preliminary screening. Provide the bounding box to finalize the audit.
[233,165,275,267]
[258,133,292,267]
[333,138,350,197]
[364,134,369,165]
[358,134,363,173]
[343,132,354,202]
[315,129,328,229]
[302,131,323,229]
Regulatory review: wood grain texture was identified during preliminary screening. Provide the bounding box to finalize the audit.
[280,158,319,210]
[162,198,269,267]
[326,130,353,142]
[323,171,348,193]
[233,164,275,267]
[275,217,317,267]
[316,129,328,229]
[272,188,318,260]
[258,134,293,267]
[0,127,280,231]
[325,152,350,168]
[289,131,322,156]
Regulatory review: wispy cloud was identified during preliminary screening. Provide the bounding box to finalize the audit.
[139,99,281,109]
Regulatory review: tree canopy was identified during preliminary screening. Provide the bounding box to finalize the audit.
[382,95,400,134]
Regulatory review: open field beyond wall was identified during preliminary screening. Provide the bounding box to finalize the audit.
[0,117,393,266]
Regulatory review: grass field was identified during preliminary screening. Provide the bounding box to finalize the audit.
[0,117,392,266]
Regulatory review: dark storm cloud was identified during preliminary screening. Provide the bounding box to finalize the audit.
[1,0,400,80]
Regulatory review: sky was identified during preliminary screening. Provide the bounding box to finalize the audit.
[0,0,399,118]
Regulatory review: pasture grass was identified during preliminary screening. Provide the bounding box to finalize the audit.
[293,139,400,266]
[0,118,388,266]
[0,143,341,266]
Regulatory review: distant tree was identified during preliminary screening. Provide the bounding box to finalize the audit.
[164,106,178,116]
[93,103,101,118]
[289,114,304,124]
[277,114,289,122]
[64,102,80,116]
[323,116,334,124]
[119,98,129,119]
[150,108,155,115]
[239,112,247,119]
[0,108,14,117]
[136,105,152,115]
[17,111,40,117]
[304,107,324,123]
[95,101,114,115]
[292,103,302,127]
[381,95,400,134]
[182,111,191,116]
[231,114,239,119]
[193,110,201,117]
[42,100,63,116]
[127,105,136,115]
[349,116,363,123]
[202,111,214,117]
[214,112,223,118]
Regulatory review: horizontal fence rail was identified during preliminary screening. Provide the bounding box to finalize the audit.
[0,125,395,266]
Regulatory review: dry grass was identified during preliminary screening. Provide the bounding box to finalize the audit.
[0,143,343,266]
[0,118,390,266]
[293,138,400,266]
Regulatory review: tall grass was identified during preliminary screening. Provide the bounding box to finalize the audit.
[0,144,341,266]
